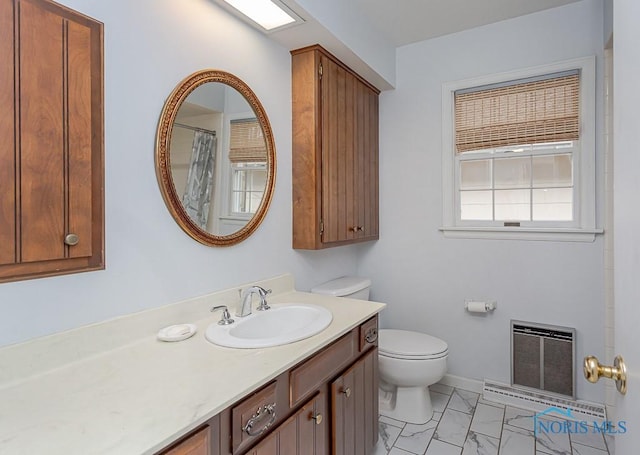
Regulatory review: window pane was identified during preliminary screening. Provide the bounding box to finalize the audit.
[460,190,492,220]
[533,188,572,221]
[494,157,531,189]
[460,160,491,190]
[495,189,530,220]
[532,154,572,188]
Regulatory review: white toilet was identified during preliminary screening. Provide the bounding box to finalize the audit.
[311,276,448,424]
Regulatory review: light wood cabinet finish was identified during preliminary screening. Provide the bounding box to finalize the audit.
[292,45,379,249]
[0,0,103,282]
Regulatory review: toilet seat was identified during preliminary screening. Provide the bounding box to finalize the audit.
[379,329,448,360]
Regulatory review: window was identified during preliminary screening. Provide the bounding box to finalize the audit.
[227,118,267,217]
[441,57,599,241]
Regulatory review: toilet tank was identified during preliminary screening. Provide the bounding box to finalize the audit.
[311,276,372,300]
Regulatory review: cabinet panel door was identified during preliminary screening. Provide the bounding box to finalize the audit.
[331,348,378,455]
[249,392,327,455]
[163,426,210,455]
[0,0,103,281]
[320,55,356,244]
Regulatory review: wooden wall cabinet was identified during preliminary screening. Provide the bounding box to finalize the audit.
[0,0,104,282]
[292,45,379,250]
[158,315,380,455]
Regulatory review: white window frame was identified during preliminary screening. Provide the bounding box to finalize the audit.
[440,56,601,242]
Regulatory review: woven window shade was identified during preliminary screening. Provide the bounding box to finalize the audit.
[455,73,580,153]
[228,118,267,162]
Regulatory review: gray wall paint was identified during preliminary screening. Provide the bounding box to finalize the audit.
[0,0,359,347]
[358,0,606,402]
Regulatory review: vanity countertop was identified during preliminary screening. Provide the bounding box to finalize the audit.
[0,274,385,455]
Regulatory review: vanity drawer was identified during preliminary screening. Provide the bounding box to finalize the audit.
[289,330,357,407]
[359,315,379,351]
[231,381,278,454]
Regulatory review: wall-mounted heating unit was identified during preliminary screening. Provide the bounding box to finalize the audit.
[511,320,576,398]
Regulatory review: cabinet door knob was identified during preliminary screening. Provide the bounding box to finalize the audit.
[310,413,323,425]
[64,234,79,246]
[341,387,351,398]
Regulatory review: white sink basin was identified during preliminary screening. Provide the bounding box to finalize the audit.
[205,303,333,348]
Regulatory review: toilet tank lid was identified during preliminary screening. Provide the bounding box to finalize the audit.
[311,276,372,296]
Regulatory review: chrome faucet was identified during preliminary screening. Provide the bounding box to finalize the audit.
[237,286,272,317]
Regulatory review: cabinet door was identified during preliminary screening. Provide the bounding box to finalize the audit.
[0,0,103,282]
[249,392,327,455]
[320,54,357,244]
[354,83,379,242]
[162,426,211,455]
[331,348,378,455]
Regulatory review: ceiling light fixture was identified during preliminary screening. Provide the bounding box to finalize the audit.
[220,0,303,32]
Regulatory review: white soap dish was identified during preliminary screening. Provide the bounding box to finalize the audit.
[157,324,197,342]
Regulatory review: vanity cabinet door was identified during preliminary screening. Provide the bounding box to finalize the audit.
[161,425,212,455]
[249,392,328,455]
[331,348,378,455]
[291,45,379,250]
[0,0,104,283]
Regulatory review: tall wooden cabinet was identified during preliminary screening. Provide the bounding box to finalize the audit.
[292,45,379,250]
[0,0,104,282]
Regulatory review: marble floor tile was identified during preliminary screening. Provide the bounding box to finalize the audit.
[504,406,535,431]
[432,391,452,412]
[447,389,480,414]
[499,425,535,455]
[389,448,416,455]
[394,419,439,454]
[572,443,609,455]
[569,427,608,451]
[469,403,504,439]
[381,414,407,429]
[426,439,463,455]
[535,423,571,455]
[462,430,499,455]
[379,420,403,452]
[376,386,610,455]
[433,408,472,446]
[431,383,454,395]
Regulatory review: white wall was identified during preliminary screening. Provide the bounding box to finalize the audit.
[358,0,606,402]
[0,0,359,347]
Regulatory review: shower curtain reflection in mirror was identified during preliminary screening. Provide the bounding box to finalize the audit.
[182,130,217,229]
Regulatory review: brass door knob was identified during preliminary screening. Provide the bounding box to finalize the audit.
[310,413,323,425]
[583,355,627,394]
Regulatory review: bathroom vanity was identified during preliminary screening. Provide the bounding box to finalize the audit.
[0,274,384,454]
[162,315,379,454]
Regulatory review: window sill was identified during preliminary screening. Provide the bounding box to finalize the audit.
[439,226,603,242]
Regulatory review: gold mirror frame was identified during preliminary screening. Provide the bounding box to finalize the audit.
[155,70,276,246]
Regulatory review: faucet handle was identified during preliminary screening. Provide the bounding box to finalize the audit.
[211,305,235,325]
[256,287,272,311]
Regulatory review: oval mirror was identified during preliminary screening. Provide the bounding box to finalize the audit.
[156,70,276,246]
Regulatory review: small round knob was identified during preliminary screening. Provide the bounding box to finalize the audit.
[64,233,79,246]
[341,387,351,398]
[583,356,601,383]
[310,413,323,425]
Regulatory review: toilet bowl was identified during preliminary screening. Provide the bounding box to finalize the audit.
[311,276,449,424]
[378,329,448,423]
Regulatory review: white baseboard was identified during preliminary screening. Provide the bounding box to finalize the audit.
[437,374,484,393]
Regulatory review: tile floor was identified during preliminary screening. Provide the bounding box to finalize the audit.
[374,384,614,455]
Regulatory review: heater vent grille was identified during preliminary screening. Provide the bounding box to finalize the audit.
[511,320,576,398]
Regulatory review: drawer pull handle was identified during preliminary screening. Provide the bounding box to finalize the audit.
[365,328,378,343]
[243,403,277,437]
[341,387,351,398]
[310,413,323,425]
